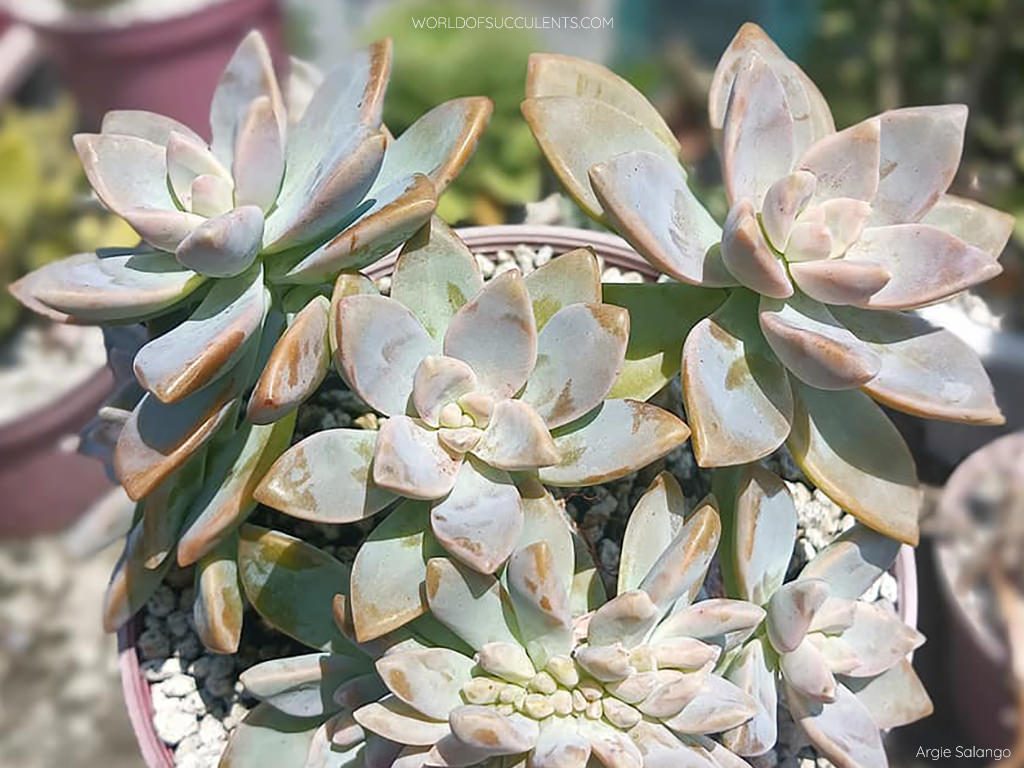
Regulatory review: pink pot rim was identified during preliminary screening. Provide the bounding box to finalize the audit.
[116,223,921,768]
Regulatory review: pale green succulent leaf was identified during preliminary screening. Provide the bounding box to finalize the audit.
[840,658,933,730]
[354,696,450,746]
[472,399,560,472]
[376,648,476,721]
[639,498,721,615]
[175,206,265,279]
[721,637,777,757]
[765,579,829,655]
[373,415,463,499]
[920,193,1015,257]
[511,475,574,595]
[239,653,369,719]
[101,515,174,633]
[618,471,688,595]
[651,599,765,652]
[193,534,244,654]
[587,590,660,648]
[522,248,601,330]
[784,682,887,768]
[218,702,322,768]
[662,675,758,735]
[423,557,520,651]
[835,602,924,678]
[779,637,837,703]
[799,524,902,600]
[506,542,573,668]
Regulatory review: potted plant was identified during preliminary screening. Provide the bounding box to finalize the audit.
[1,0,285,132]
[7,21,1006,768]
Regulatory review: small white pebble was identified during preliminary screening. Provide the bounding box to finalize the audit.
[155,674,198,699]
[142,657,183,682]
[153,709,198,746]
[493,260,516,277]
[374,276,392,293]
[535,246,553,267]
[476,254,496,278]
[198,713,227,746]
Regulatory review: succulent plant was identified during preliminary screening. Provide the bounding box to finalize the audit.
[522,23,1013,546]
[9,31,491,650]
[710,464,931,767]
[253,222,691,639]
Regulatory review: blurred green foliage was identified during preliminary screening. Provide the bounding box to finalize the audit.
[366,0,543,224]
[0,98,136,341]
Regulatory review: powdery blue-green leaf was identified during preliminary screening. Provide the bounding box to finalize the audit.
[520,303,629,429]
[722,637,777,757]
[102,516,174,633]
[352,696,449,746]
[784,682,887,768]
[193,535,244,654]
[391,218,484,340]
[513,475,575,595]
[589,150,730,287]
[506,541,573,668]
[538,400,689,487]
[662,675,758,735]
[423,557,520,651]
[237,524,359,654]
[603,281,725,402]
[523,248,601,330]
[765,579,829,654]
[376,648,475,720]
[841,658,933,730]
[787,380,921,545]
[521,95,679,220]
[835,602,924,678]
[372,415,462,500]
[239,653,368,718]
[218,702,321,768]
[175,206,264,278]
[350,501,439,642]
[651,599,765,652]
[919,193,1014,257]
[779,637,837,702]
[618,471,688,595]
[799,524,902,600]
[639,499,721,615]
[471,399,560,471]
[587,590,660,648]
[255,428,396,524]
[683,290,793,467]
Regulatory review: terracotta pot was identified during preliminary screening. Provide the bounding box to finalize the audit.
[10,0,284,134]
[115,224,923,767]
[934,431,1024,751]
[0,365,113,537]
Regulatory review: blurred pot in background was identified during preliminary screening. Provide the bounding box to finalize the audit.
[1,0,284,134]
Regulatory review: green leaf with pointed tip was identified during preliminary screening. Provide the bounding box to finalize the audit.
[218,702,322,768]
[523,248,601,330]
[193,534,244,654]
[784,682,887,768]
[102,514,173,633]
[787,380,921,545]
[423,557,520,651]
[799,524,901,600]
[238,524,361,654]
[603,282,725,401]
[140,450,206,570]
[239,653,369,719]
[570,531,606,618]
[390,218,483,340]
[619,472,688,595]
[506,541,573,668]
[840,658,933,729]
[722,637,778,757]
[511,475,575,595]
[639,498,721,614]
[350,501,443,642]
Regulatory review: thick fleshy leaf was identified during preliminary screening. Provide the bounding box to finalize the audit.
[539,400,689,486]
[134,263,266,403]
[784,683,887,768]
[255,428,396,523]
[430,459,523,573]
[797,118,880,203]
[842,658,933,729]
[799,524,902,600]
[263,125,386,252]
[443,271,537,399]
[785,219,833,263]
[165,131,230,210]
[391,219,484,340]
[376,648,475,721]
[843,224,999,310]
[238,524,358,653]
[218,703,320,768]
[350,501,441,641]
[279,174,437,282]
[375,97,492,194]
[789,259,891,307]
[306,717,367,767]
[836,602,924,677]
[335,294,436,416]
[604,282,726,402]
[524,248,601,329]
[193,535,244,654]
[190,173,234,218]
[423,558,519,650]
[177,413,296,566]
[526,52,678,151]
[513,475,575,594]
[11,249,205,324]
[121,206,205,253]
[820,197,874,258]
[920,193,1014,257]
[140,452,205,569]
[101,109,203,146]
[588,590,660,647]
[328,271,379,348]
[175,205,264,278]
[663,675,758,735]
[354,696,450,746]
[721,54,795,207]
[506,542,573,667]
[870,105,967,226]
[766,579,829,654]
[248,296,331,424]
[780,637,837,702]
[589,151,730,287]
[373,416,462,499]
[618,472,688,595]
[240,653,366,718]
[721,638,777,757]
[629,721,717,768]
[718,464,797,605]
[521,96,678,219]
[709,23,834,155]
[102,518,174,632]
[531,716,590,768]
[640,500,721,614]
[412,356,478,427]
[651,599,766,652]
[449,707,539,756]
[521,303,628,428]
[683,290,793,466]
[233,95,285,211]
[761,171,817,250]
[284,57,323,124]
[720,200,793,298]
[759,295,881,390]
[580,719,643,768]
[73,132,176,217]
[787,381,921,545]
[832,305,1002,425]
[209,30,285,166]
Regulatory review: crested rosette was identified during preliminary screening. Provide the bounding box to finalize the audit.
[522,23,1013,546]
[708,465,931,767]
[254,222,691,639]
